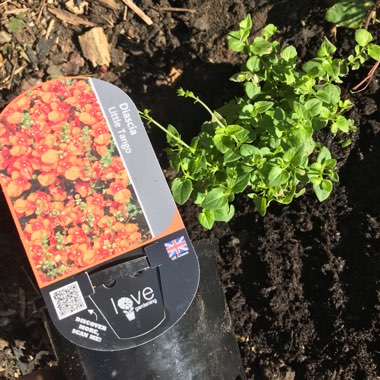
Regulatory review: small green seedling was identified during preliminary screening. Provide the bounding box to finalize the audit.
[6,12,26,33]
[142,16,380,229]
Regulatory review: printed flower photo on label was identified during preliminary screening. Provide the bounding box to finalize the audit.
[0,78,151,285]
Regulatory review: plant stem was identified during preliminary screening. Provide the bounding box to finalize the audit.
[351,60,379,93]
[180,90,226,129]
[363,0,380,30]
[139,111,194,152]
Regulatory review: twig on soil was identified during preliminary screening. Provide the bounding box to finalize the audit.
[121,0,153,25]
[351,60,380,93]
[45,18,55,40]
[0,0,12,7]
[21,266,40,297]
[4,7,29,15]
[2,64,28,89]
[17,47,30,64]
[6,62,16,90]
[48,7,96,27]
[36,0,46,22]
[159,7,197,14]
[123,5,128,21]
[0,308,16,317]
[19,288,26,320]
[99,0,121,11]
[101,14,115,27]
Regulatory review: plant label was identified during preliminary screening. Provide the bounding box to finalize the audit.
[0,77,200,350]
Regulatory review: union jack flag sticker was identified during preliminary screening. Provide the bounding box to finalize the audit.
[164,236,189,259]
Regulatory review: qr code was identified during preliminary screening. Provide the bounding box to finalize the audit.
[49,281,87,320]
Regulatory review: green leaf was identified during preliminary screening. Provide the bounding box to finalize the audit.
[284,143,314,166]
[254,101,274,113]
[303,58,325,77]
[224,149,240,163]
[312,118,328,131]
[168,152,181,172]
[240,144,261,157]
[316,84,341,104]
[317,146,332,163]
[367,44,380,61]
[335,115,350,132]
[189,150,207,174]
[304,98,322,116]
[213,134,234,153]
[171,177,193,205]
[293,143,314,166]
[313,180,332,202]
[245,82,261,99]
[226,125,250,140]
[325,0,371,28]
[321,179,333,192]
[217,100,241,123]
[322,60,340,79]
[246,56,260,72]
[227,31,245,52]
[268,166,289,187]
[317,38,336,57]
[198,209,215,229]
[230,71,252,82]
[250,194,267,216]
[240,104,255,118]
[341,138,352,148]
[201,188,228,210]
[282,45,297,62]
[261,24,277,39]
[239,14,252,30]
[233,173,251,193]
[7,16,25,32]
[324,158,337,170]
[355,29,373,47]
[166,124,181,145]
[285,72,296,85]
[214,204,235,222]
[251,38,273,56]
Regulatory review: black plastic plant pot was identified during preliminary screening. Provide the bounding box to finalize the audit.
[44,240,246,380]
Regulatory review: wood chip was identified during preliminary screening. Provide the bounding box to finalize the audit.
[48,7,96,27]
[99,0,121,10]
[36,0,46,22]
[101,14,115,28]
[167,66,182,84]
[4,7,29,15]
[45,18,55,40]
[79,27,111,67]
[159,7,196,14]
[121,0,153,25]
[0,0,12,7]
[65,0,88,15]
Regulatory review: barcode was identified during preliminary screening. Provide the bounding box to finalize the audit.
[49,281,87,320]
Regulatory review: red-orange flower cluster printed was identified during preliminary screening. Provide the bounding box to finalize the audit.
[0,78,151,284]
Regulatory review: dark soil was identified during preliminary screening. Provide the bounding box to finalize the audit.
[0,0,379,379]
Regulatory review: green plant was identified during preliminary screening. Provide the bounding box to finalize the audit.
[325,0,374,28]
[141,16,380,229]
[6,12,26,33]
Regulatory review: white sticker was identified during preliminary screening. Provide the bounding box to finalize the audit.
[50,281,87,320]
